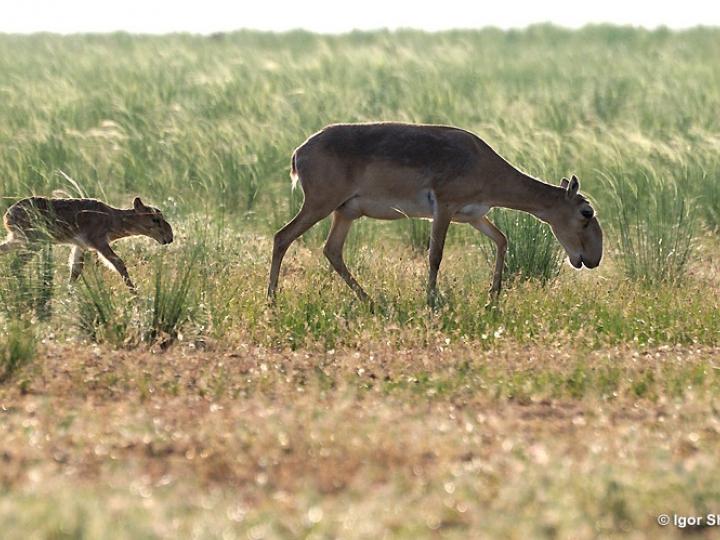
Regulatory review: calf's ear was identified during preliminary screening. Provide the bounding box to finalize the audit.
[133,197,146,212]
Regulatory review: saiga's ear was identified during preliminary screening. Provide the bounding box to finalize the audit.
[565,175,580,199]
[133,197,145,212]
[560,177,570,189]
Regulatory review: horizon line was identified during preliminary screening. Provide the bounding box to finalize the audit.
[2,22,719,37]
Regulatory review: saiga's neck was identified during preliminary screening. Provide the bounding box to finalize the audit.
[489,167,565,222]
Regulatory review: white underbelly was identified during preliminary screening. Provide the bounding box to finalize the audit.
[340,192,489,223]
[454,203,491,223]
[343,190,435,220]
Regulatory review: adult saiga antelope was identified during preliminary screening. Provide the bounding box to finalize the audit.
[0,196,173,290]
[268,122,603,304]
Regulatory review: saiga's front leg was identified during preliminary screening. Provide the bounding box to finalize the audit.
[473,216,507,299]
[94,242,136,292]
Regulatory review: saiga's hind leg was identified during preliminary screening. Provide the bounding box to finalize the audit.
[267,200,337,302]
[68,246,86,282]
[0,233,23,254]
[323,210,370,302]
[427,204,453,307]
[0,234,40,287]
[0,233,36,266]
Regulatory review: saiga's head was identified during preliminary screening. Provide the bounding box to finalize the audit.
[132,197,174,245]
[548,175,603,269]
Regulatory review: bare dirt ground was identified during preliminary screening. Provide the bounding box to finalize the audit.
[2,341,719,538]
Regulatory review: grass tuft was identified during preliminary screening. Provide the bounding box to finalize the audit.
[77,266,136,347]
[604,169,696,284]
[145,244,201,343]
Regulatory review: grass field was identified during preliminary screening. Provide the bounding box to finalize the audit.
[1,25,720,538]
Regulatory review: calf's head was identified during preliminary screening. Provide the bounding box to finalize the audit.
[132,197,174,245]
